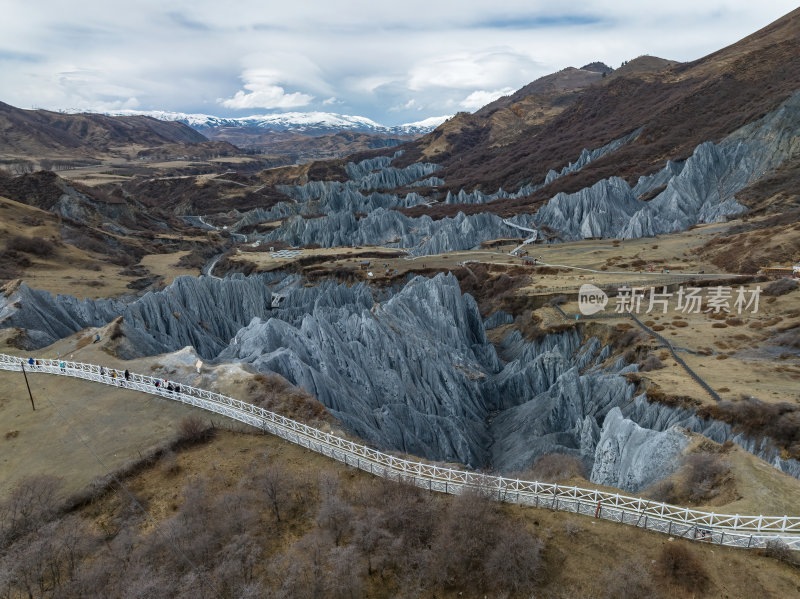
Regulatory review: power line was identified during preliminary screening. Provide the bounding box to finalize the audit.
[36,382,222,598]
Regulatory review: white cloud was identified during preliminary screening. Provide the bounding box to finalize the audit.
[408,49,540,91]
[218,67,313,109]
[322,96,341,105]
[459,87,515,111]
[0,1,798,123]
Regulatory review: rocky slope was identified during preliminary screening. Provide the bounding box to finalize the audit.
[238,89,800,250]
[394,8,800,198]
[3,272,798,488]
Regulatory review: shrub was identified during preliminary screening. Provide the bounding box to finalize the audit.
[176,415,213,444]
[601,558,657,599]
[484,524,544,594]
[698,398,800,459]
[764,540,793,562]
[763,278,797,296]
[775,326,800,349]
[655,543,709,592]
[684,452,730,502]
[0,475,62,547]
[6,235,55,257]
[640,353,664,371]
[618,329,646,347]
[0,263,22,280]
[247,374,328,424]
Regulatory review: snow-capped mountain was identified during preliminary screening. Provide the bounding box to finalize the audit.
[103,110,450,136]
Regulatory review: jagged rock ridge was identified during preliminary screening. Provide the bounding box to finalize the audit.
[3,273,797,489]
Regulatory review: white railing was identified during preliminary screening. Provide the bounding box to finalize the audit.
[2,352,798,551]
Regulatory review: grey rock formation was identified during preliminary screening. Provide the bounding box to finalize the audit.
[591,407,690,492]
[490,368,635,473]
[4,270,797,487]
[532,177,642,240]
[218,273,498,466]
[483,311,514,329]
[620,395,800,479]
[279,152,441,202]
[262,208,538,256]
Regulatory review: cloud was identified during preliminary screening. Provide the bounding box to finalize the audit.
[459,88,515,111]
[218,68,314,109]
[1,1,798,123]
[408,49,540,91]
[166,11,212,31]
[473,14,604,29]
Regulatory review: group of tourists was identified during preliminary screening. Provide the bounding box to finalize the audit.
[153,378,182,394]
[23,356,185,397]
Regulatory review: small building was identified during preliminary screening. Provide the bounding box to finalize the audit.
[359,260,371,270]
[762,264,799,278]
[522,256,538,266]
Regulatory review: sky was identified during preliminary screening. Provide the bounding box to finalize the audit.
[1,1,797,126]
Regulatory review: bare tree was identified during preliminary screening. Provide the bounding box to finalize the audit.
[253,464,290,523]
[316,496,353,547]
[0,475,62,547]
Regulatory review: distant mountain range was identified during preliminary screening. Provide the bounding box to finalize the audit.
[0,101,208,159]
[102,110,451,137]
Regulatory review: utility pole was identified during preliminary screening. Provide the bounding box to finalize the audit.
[20,361,35,411]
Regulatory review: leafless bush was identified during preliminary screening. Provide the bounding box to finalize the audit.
[247,374,328,424]
[525,453,586,483]
[698,398,800,459]
[775,326,800,349]
[764,540,792,562]
[18,215,44,226]
[0,262,23,279]
[427,490,502,590]
[601,558,658,599]
[6,235,55,257]
[764,278,798,296]
[640,353,665,371]
[655,543,709,592]
[162,451,181,475]
[176,415,213,445]
[648,479,681,504]
[564,519,583,537]
[618,328,646,347]
[426,489,545,594]
[484,524,544,594]
[684,452,731,502]
[316,496,354,546]
[251,463,292,523]
[0,475,62,547]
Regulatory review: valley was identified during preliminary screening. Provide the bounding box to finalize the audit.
[1,5,799,598]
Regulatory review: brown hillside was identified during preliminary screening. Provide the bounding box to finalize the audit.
[0,102,208,159]
[397,8,800,219]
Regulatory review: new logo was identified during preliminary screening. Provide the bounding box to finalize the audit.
[578,284,608,315]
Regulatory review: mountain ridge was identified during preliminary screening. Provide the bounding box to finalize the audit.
[0,101,208,158]
[101,109,451,136]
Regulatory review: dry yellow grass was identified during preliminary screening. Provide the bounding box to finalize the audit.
[68,427,800,598]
